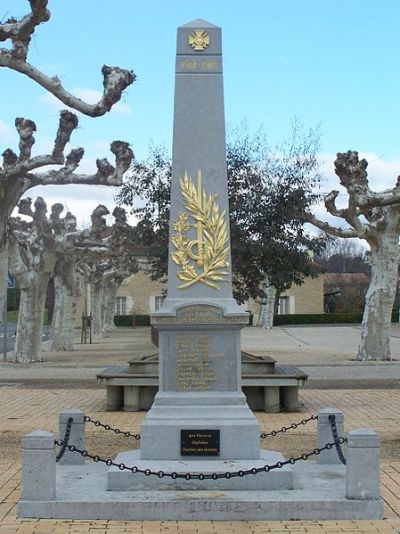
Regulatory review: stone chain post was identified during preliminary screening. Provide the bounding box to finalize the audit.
[346,429,381,500]
[21,430,56,501]
[59,409,85,465]
[317,407,345,464]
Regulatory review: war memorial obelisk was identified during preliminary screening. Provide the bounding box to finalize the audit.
[17,19,383,522]
[142,19,261,461]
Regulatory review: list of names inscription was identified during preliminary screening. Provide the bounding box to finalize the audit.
[175,334,224,391]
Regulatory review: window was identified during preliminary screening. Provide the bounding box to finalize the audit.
[115,296,126,315]
[155,295,165,311]
[278,296,289,315]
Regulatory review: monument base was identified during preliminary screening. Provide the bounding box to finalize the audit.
[140,391,260,460]
[18,462,383,520]
[107,450,293,490]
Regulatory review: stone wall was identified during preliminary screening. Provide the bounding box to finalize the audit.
[246,275,324,322]
[282,276,324,314]
[117,271,165,314]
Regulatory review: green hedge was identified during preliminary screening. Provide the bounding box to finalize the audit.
[114,310,400,327]
[114,314,151,327]
[273,310,400,325]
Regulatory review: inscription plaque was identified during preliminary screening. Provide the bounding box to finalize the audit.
[181,429,220,456]
[175,333,224,391]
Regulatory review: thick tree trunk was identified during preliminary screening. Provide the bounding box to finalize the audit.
[358,235,400,361]
[0,242,8,329]
[49,273,76,351]
[102,282,118,333]
[91,283,103,340]
[258,285,277,329]
[14,274,49,363]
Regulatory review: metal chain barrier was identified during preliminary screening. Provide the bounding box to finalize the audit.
[55,417,73,463]
[54,435,346,480]
[260,414,318,439]
[328,414,347,465]
[84,415,140,440]
[83,413,318,442]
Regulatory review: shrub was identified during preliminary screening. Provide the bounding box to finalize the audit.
[114,314,151,327]
[273,310,399,325]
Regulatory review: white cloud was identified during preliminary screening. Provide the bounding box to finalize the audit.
[311,153,400,240]
[15,184,137,229]
[40,87,132,115]
[319,152,400,194]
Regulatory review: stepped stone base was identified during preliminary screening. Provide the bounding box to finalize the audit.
[18,462,383,520]
[107,450,293,491]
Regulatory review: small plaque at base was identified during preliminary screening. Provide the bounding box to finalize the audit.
[181,429,220,456]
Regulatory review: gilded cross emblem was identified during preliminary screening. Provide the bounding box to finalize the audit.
[188,30,210,51]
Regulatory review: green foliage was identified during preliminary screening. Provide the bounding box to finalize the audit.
[228,120,326,303]
[6,310,18,322]
[116,122,327,304]
[114,314,151,327]
[116,146,170,282]
[274,310,399,325]
[7,288,20,311]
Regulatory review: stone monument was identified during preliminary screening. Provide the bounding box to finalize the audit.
[17,19,383,521]
[141,18,260,461]
[108,20,291,486]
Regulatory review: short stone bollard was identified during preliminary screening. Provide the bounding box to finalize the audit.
[59,409,85,465]
[317,407,345,464]
[21,430,56,501]
[346,429,380,500]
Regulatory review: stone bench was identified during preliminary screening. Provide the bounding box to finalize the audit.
[96,355,307,413]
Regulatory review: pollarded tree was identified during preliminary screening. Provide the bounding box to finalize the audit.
[79,206,138,340]
[0,0,135,326]
[307,151,400,360]
[49,208,109,352]
[9,197,63,362]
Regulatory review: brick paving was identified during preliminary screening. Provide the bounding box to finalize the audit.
[1,386,400,533]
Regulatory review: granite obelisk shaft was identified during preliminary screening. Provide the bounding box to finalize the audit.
[141,19,260,461]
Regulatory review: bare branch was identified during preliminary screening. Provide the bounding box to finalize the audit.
[0,0,50,61]
[324,190,368,238]
[364,189,400,209]
[334,151,400,209]
[28,141,133,189]
[2,111,79,180]
[335,151,369,194]
[15,117,36,161]
[0,2,135,117]
[2,149,17,168]
[325,191,346,218]
[52,111,79,160]
[305,213,358,238]
[17,197,34,218]
[0,54,135,117]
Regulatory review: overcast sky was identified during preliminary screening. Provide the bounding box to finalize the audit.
[1,0,399,229]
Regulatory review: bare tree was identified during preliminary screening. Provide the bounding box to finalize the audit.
[9,197,62,362]
[308,151,400,360]
[78,206,138,340]
[49,208,108,352]
[0,0,135,326]
[0,1,134,117]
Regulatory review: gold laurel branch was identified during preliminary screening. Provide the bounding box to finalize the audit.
[172,173,229,289]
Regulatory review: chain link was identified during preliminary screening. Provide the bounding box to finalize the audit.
[56,417,73,463]
[260,414,318,439]
[84,415,140,440]
[328,414,347,465]
[83,413,318,442]
[54,434,346,480]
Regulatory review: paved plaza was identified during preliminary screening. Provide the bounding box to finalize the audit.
[1,326,400,533]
